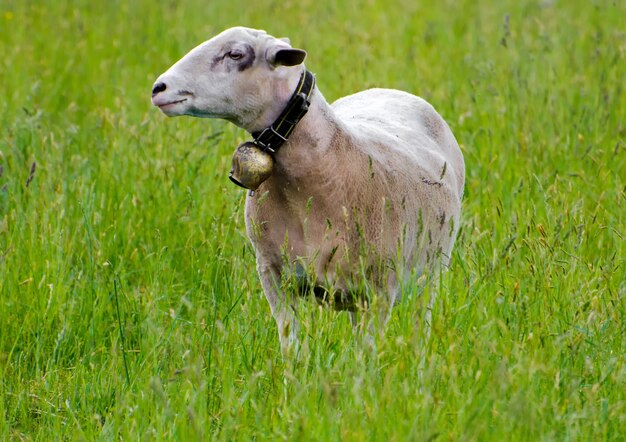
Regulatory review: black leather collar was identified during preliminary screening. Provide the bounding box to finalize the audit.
[251,70,316,154]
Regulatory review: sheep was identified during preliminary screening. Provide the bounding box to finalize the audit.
[151,27,465,355]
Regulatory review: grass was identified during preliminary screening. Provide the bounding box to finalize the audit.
[1,0,625,440]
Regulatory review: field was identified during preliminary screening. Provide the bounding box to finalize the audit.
[1,0,625,440]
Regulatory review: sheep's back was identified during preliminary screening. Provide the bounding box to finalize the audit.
[331,88,465,199]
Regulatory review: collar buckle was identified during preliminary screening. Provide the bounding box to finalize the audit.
[254,125,288,153]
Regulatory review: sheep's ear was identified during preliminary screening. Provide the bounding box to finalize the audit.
[267,46,307,67]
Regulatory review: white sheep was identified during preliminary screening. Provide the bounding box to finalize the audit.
[152,27,465,355]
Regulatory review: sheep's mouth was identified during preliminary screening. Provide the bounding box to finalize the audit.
[156,98,187,109]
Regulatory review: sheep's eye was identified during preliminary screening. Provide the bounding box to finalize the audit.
[228,51,243,60]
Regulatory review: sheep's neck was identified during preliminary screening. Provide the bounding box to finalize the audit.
[251,70,315,153]
[272,87,346,180]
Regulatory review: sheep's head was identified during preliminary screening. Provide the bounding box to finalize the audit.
[151,27,307,133]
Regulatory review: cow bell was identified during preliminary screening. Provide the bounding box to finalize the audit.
[229,141,275,191]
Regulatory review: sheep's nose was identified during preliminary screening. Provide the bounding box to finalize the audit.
[152,82,167,96]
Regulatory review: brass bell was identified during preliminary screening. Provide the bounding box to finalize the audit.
[229,141,275,191]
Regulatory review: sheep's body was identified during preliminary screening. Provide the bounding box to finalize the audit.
[152,27,464,354]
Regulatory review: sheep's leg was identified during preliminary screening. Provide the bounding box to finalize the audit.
[374,277,399,333]
[353,272,399,347]
[421,273,438,341]
[348,311,358,328]
[257,260,299,357]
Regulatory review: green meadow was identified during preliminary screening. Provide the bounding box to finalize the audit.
[1,0,624,439]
